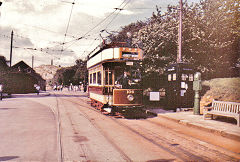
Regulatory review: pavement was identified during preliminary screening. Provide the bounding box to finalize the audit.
[0,92,50,100]
[2,90,240,142]
[10,91,50,98]
[148,108,240,141]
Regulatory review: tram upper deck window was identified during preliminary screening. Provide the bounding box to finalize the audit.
[97,71,101,85]
[93,73,96,84]
[105,71,113,85]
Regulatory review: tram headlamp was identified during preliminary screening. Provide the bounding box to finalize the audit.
[127,94,134,101]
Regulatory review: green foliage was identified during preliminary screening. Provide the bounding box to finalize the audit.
[52,59,87,85]
[114,0,239,83]
[202,77,240,102]
[0,55,10,76]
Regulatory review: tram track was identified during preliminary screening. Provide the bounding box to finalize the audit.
[63,96,240,161]
[62,97,195,161]
[61,97,132,162]
[52,93,64,162]
[56,95,91,161]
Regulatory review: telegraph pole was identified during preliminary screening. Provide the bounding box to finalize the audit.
[177,0,183,63]
[10,30,13,67]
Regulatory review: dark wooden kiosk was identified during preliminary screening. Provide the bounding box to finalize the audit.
[165,63,195,110]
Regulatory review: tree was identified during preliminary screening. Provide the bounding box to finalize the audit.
[119,0,239,80]
[73,59,88,85]
[0,55,10,76]
[52,59,87,86]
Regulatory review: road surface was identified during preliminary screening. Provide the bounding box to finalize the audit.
[0,90,240,161]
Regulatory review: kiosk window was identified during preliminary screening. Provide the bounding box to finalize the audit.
[168,74,172,81]
[189,74,194,81]
[181,74,188,81]
[93,73,96,84]
[173,73,176,81]
[97,71,101,85]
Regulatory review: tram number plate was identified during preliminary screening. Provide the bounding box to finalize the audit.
[127,90,134,94]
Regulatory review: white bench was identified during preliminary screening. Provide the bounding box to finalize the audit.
[204,100,240,127]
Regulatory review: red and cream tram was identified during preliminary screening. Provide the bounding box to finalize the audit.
[87,42,143,114]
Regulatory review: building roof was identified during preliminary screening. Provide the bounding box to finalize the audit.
[12,61,32,70]
[12,60,45,82]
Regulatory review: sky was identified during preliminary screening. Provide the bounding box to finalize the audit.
[0,0,200,67]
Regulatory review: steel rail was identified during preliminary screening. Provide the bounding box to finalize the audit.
[61,97,132,162]
[52,93,64,162]
[63,96,238,161]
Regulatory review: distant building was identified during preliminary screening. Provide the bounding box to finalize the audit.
[12,61,46,91]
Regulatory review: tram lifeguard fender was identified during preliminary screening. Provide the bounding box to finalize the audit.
[113,89,143,106]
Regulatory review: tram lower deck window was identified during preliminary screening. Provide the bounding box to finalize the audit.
[97,71,101,85]
[90,74,92,84]
[93,73,96,84]
[105,71,113,85]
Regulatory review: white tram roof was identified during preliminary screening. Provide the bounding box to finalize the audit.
[87,46,143,69]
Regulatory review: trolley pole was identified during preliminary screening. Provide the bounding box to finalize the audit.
[177,0,183,63]
[10,30,13,67]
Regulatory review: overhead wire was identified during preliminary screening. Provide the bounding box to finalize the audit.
[79,36,100,59]
[77,0,131,59]
[61,0,76,52]
[14,32,62,45]
[104,0,131,31]
[61,0,129,51]
[21,24,76,39]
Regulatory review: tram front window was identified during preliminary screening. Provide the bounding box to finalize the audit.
[115,69,141,89]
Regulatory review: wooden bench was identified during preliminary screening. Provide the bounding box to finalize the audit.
[203,100,240,127]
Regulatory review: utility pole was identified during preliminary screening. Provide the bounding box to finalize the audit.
[10,30,13,67]
[177,0,183,63]
[32,55,34,69]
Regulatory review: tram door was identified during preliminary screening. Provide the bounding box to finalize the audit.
[165,63,195,110]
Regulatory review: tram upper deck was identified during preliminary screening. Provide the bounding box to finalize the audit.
[87,42,143,69]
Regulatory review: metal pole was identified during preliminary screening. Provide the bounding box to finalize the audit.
[10,30,13,67]
[32,55,34,68]
[178,0,183,63]
[194,90,200,115]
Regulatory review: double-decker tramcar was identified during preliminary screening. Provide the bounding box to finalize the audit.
[87,41,143,115]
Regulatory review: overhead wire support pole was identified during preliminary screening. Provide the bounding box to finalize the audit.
[178,0,183,63]
[32,55,34,69]
[10,30,13,67]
